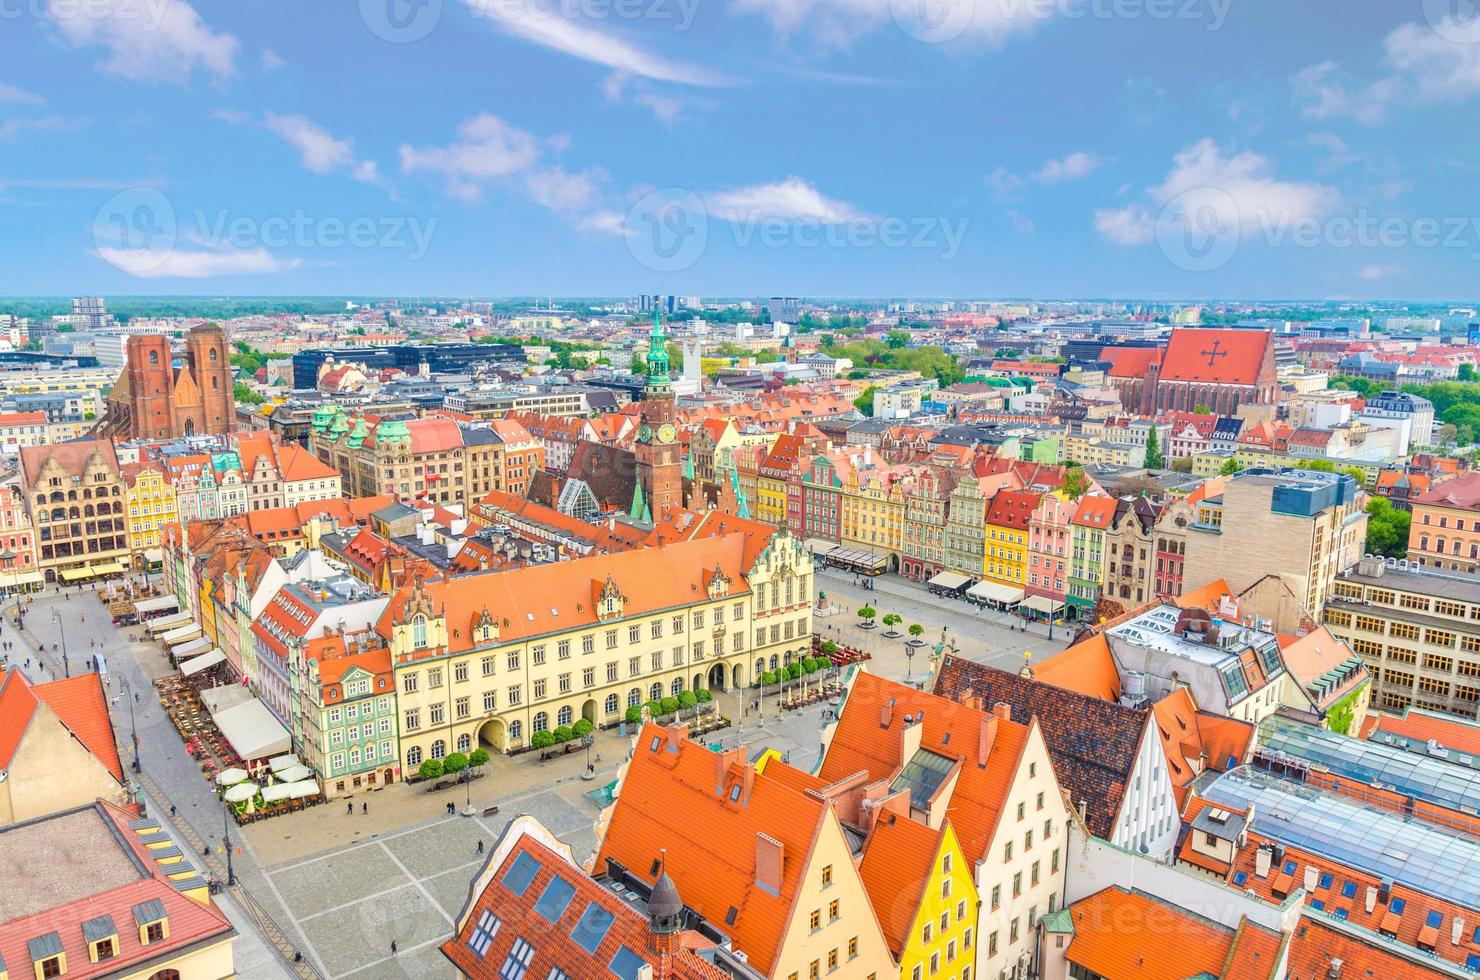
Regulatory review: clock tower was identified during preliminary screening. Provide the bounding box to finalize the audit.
[633,310,683,524]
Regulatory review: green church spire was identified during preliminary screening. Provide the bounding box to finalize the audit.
[645,310,671,390]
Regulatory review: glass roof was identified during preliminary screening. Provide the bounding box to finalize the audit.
[890,748,956,809]
[1257,716,1480,815]
[1202,767,1480,911]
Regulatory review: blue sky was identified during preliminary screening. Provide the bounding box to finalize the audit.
[2,0,1479,300]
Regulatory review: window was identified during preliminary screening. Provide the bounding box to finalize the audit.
[990,885,1000,910]
[922,922,932,944]
[469,910,501,956]
[848,936,857,959]
[499,936,535,980]
[810,909,821,931]
[821,864,833,886]
[1010,918,1019,943]
[1013,872,1022,897]
[40,956,62,979]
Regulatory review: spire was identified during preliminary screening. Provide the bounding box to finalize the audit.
[645,309,671,391]
[629,478,651,525]
[732,466,752,521]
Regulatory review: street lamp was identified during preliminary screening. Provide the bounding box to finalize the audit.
[50,608,69,678]
[118,676,142,774]
[222,800,236,887]
[581,732,595,780]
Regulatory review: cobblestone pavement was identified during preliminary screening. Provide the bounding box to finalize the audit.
[0,568,1074,979]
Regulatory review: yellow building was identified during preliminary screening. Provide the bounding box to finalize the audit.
[123,460,178,564]
[861,818,979,980]
[756,433,809,528]
[379,529,815,763]
[840,466,911,569]
[983,490,1038,591]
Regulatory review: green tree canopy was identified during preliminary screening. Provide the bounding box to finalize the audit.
[1364,497,1411,558]
[1143,425,1164,469]
[1063,466,1090,501]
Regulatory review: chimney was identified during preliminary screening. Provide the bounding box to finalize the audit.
[993,702,1012,722]
[1254,846,1272,879]
[880,698,895,730]
[664,726,686,754]
[1328,958,1342,979]
[901,713,924,765]
[1303,866,1319,893]
[978,716,998,769]
[960,687,975,711]
[1453,917,1465,947]
[755,834,784,895]
[1364,886,1377,914]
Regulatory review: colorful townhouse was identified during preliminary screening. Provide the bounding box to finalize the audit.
[122,460,177,568]
[1025,493,1075,619]
[0,483,40,593]
[983,489,1039,594]
[901,467,957,583]
[302,629,400,796]
[942,474,988,579]
[840,462,913,572]
[1067,496,1115,621]
[800,452,846,545]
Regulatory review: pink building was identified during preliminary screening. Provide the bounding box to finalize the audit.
[1026,494,1074,615]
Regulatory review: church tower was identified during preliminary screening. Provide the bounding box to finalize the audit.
[125,335,175,439]
[633,311,683,524]
[186,324,235,434]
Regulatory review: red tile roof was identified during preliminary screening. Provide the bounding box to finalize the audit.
[1362,707,1480,758]
[0,670,123,782]
[986,489,1040,531]
[1072,496,1116,529]
[1411,471,1480,509]
[1102,346,1163,379]
[857,814,947,956]
[1160,328,1273,386]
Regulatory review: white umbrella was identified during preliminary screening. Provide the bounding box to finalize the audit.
[277,765,313,783]
[222,782,258,803]
[214,767,249,787]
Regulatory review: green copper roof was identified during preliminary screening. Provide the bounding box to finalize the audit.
[645,311,671,390]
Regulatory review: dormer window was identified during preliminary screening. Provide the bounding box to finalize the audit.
[83,915,119,963]
[133,899,169,946]
[412,615,427,649]
[29,932,65,978]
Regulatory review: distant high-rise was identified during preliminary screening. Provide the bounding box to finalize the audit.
[70,296,111,330]
[767,296,800,323]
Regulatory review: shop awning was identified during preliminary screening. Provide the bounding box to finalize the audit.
[826,548,890,572]
[179,649,226,677]
[201,684,253,717]
[135,595,180,616]
[927,571,972,591]
[58,567,92,582]
[967,581,1025,605]
[147,612,192,635]
[2,571,44,588]
[62,562,126,581]
[143,548,164,563]
[803,537,839,556]
[161,623,202,646]
[172,637,212,659]
[1019,595,1065,616]
[214,699,291,761]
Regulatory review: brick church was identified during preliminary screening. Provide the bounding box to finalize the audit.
[105,324,236,440]
[1104,328,1279,417]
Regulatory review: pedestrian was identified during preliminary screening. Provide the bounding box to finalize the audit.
[390,940,397,958]
[477,839,484,855]
[170,804,176,816]
[362,801,367,815]
[134,691,140,703]
[346,801,353,815]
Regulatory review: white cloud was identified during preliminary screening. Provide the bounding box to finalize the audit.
[705,176,864,224]
[400,113,542,201]
[1292,61,1397,125]
[1385,19,1480,101]
[265,113,380,183]
[212,108,248,125]
[1006,209,1035,234]
[97,245,299,278]
[1032,151,1104,184]
[1358,264,1399,281]
[462,0,729,86]
[0,115,85,141]
[579,209,626,236]
[47,0,237,83]
[524,166,604,213]
[1304,132,1361,174]
[1093,204,1154,245]
[984,166,1024,203]
[1096,138,1337,246]
[733,0,1044,50]
[0,83,43,104]
[260,48,286,72]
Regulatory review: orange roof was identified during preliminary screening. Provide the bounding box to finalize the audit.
[1101,346,1163,379]
[407,417,464,453]
[818,672,1032,865]
[1176,578,1236,615]
[1286,917,1455,980]
[1149,688,1256,809]
[986,489,1040,531]
[1364,707,1480,758]
[1065,886,1278,980]
[594,724,833,974]
[0,670,123,782]
[277,443,339,482]
[1072,495,1116,528]
[0,410,46,426]
[1277,627,1368,710]
[1160,328,1272,385]
[857,815,946,956]
[1030,634,1120,701]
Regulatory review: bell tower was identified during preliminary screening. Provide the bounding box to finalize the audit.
[633,311,683,524]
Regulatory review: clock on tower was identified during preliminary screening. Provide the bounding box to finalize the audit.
[633,310,683,524]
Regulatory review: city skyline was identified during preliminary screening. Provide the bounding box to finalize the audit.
[2,3,1478,298]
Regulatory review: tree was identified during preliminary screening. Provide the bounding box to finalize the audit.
[908,623,925,639]
[624,704,643,724]
[694,689,713,703]
[1143,425,1164,469]
[443,752,468,774]
[530,730,556,751]
[1219,457,1242,476]
[659,696,680,715]
[552,725,575,744]
[1438,423,1459,445]
[234,382,265,405]
[1062,466,1090,501]
[1171,457,1193,473]
[1461,363,1477,383]
[572,718,594,738]
[677,690,697,710]
[787,662,803,680]
[853,386,878,417]
[1340,467,1369,487]
[857,605,877,623]
[1193,403,1213,415]
[761,670,778,686]
[882,613,902,632]
[886,330,911,349]
[1364,497,1411,558]
[630,354,645,374]
[468,748,490,768]
[418,758,444,781]
[645,699,663,719]
[820,640,839,656]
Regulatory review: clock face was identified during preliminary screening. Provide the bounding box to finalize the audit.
[658,423,677,444]
[638,423,653,442]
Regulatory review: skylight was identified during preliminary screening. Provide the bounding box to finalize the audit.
[609,946,648,980]
[534,876,577,924]
[501,853,542,896]
[571,902,615,955]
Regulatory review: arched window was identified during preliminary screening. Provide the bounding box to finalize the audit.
[627,688,641,707]
[1421,534,1430,550]
[533,712,548,733]
[557,705,572,726]
[430,739,446,760]
[649,682,662,701]
[210,348,218,361]
[149,971,181,980]
[406,745,422,766]
[769,654,779,670]
[148,350,159,366]
[509,720,522,741]
[456,733,471,753]
[412,615,427,648]
[605,693,619,715]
